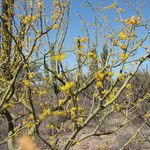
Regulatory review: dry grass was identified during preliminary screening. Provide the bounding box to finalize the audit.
[16,135,40,150]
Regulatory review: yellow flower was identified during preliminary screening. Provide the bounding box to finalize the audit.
[119,31,128,40]
[95,71,104,81]
[75,97,80,101]
[87,52,97,59]
[57,73,63,78]
[107,34,114,39]
[102,90,108,95]
[53,110,66,116]
[58,99,65,106]
[124,16,141,26]
[60,3,68,7]
[52,53,66,62]
[77,117,84,126]
[96,81,103,88]
[39,90,48,96]
[52,24,59,29]
[126,84,132,90]
[23,80,32,87]
[23,63,32,68]
[53,0,60,7]
[117,8,125,13]
[80,45,86,49]
[60,82,75,92]
[3,103,9,109]
[28,114,34,120]
[27,72,35,78]
[93,92,98,97]
[40,109,51,119]
[111,59,115,63]
[70,107,77,119]
[37,1,43,8]
[118,73,124,80]
[46,124,54,129]
[120,53,128,61]
[104,3,118,10]
[107,71,114,77]
[144,112,150,118]
[76,141,81,146]
[80,36,88,43]
[109,93,115,100]
[112,103,122,111]
[119,43,127,50]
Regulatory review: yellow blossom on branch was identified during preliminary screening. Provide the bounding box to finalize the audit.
[96,81,103,88]
[60,3,68,7]
[27,72,35,78]
[120,53,128,61]
[37,0,43,8]
[23,80,32,87]
[102,89,108,96]
[39,90,48,96]
[53,0,60,7]
[124,16,141,26]
[107,71,114,77]
[95,71,104,81]
[104,3,118,10]
[60,82,75,92]
[58,99,65,106]
[77,117,84,126]
[52,24,60,29]
[3,103,9,109]
[126,83,132,90]
[117,8,125,13]
[46,124,54,129]
[87,51,97,59]
[119,43,127,50]
[79,36,88,43]
[119,31,128,40]
[52,53,66,62]
[93,92,98,98]
[117,73,124,80]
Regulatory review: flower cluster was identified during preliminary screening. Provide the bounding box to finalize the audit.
[79,36,88,43]
[39,108,51,119]
[22,14,40,24]
[124,16,141,26]
[27,72,35,79]
[96,81,103,88]
[119,31,128,40]
[117,73,124,80]
[52,53,66,62]
[52,24,60,29]
[23,80,32,87]
[60,82,75,93]
[107,71,114,77]
[120,53,128,61]
[95,71,104,81]
[104,3,118,10]
[52,0,68,21]
[87,51,97,59]
[119,43,127,50]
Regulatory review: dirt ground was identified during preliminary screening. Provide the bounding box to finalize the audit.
[71,115,150,150]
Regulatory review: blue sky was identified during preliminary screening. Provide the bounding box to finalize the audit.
[60,0,150,71]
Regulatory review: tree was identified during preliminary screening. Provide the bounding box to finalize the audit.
[0,0,149,150]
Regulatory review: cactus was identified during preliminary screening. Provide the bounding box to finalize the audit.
[88,44,98,76]
[49,45,59,101]
[76,38,83,87]
[101,43,108,66]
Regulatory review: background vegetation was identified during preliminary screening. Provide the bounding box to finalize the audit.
[0,0,150,150]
